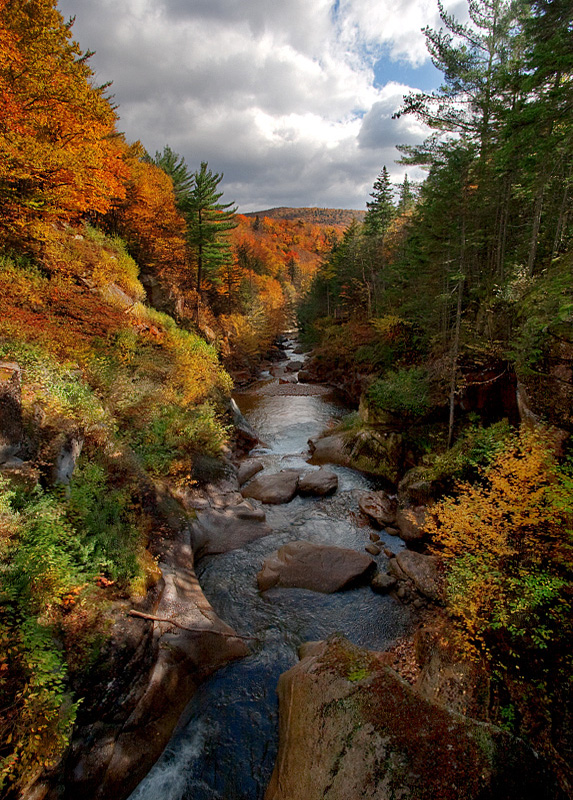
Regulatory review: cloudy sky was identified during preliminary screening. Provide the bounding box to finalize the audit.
[56,0,461,212]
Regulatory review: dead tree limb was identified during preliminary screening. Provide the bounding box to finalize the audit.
[128,609,258,640]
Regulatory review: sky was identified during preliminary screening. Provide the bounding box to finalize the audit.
[55,0,461,213]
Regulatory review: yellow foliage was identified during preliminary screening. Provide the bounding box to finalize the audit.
[427,427,572,658]
[427,428,566,565]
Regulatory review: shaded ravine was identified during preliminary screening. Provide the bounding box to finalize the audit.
[128,337,412,800]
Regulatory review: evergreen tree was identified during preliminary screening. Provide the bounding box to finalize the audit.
[181,161,237,301]
[398,174,415,214]
[364,166,395,236]
[148,145,193,211]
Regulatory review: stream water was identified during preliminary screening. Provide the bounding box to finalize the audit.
[128,336,412,800]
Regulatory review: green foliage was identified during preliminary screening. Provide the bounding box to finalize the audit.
[367,367,430,418]
[511,253,573,375]
[0,339,112,430]
[129,401,228,483]
[0,453,146,791]
[182,161,237,292]
[422,419,513,486]
[0,480,81,791]
[364,165,396,237]
[67,461,141,584]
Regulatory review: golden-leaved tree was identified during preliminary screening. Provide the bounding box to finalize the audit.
[427,427,573,665]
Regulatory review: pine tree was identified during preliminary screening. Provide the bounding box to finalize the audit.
[181,161,237,304]
[364,166,395,236]
[148,145,193,211]
[398,174,415,214]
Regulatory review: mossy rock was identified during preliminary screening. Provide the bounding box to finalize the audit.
[266,635,562,800]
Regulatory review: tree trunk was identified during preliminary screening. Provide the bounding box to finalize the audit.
[527,187,544,277]
[448,218,465,450]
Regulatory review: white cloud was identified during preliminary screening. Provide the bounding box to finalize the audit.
[57,0,443,210]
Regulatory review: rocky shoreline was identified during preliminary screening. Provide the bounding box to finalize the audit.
[22,332,567,799]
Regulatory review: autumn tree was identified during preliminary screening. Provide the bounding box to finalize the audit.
[0,0,127,250]
[108,142,188,294]
[147,144,193,211]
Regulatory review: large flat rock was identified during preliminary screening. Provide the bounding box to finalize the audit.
[298,467,338,496]
[191,504,272,557]
[237,458,264,487]
[307,433,351,467]
[241,469,301,504]
[266,635,560,800]
[257,540,375,593]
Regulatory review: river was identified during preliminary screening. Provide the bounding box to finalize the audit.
[128,335,411,800]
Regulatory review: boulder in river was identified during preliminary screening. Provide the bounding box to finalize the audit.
[307,433,351,467]
[241,469,302,504]
[395,550,442,602]
[285,360,304,372]
[257,540,375,593]
[359,490,397,527]
[191,503,272,557]
[395,505,428,542]
[370,571,397,593]
[237,458,264,487]
[297,467,338,497]
[265,635,559,800]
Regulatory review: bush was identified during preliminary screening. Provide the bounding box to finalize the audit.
[422,419,513,487]
[129,402,229,483]
[0,481,81,793]
[427,428,573,670]
[367,367,430,418]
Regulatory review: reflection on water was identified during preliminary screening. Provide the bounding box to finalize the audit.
[129,337,410,800]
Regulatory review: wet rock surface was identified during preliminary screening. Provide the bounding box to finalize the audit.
[191,503,273,557]
[237,458,264,486]
[395,550,442,602]
[395,505,428,542]
[307,432,351,467]
[241,468,302,504]
[55,527,248,800]
[257,540,376,593]
[359,490,397,527]
[297,467,338,496]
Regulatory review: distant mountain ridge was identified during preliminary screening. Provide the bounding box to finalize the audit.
[243,206,366,227]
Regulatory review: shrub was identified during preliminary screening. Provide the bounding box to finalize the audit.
[129,402,229,483]
[0,480,81,793]
[367,367,430,418]
[422,419,513,487]
[427,427,573,668]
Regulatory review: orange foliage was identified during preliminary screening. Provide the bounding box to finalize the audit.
[231,214,340,293]
[0,0,127,247]
[109,143,189,289]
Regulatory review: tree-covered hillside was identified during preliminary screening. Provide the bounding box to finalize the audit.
[297,0,573,789]
[0,1,295,793]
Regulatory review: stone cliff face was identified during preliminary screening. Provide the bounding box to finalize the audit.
[26,480,249,800]
[266,636,563,800]
[53,536,248,800]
